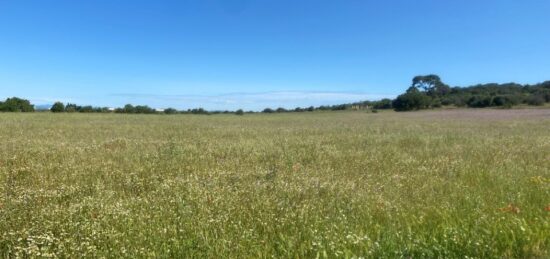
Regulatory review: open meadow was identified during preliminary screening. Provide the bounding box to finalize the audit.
[1,109,549,258]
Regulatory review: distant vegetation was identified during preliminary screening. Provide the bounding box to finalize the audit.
[389,75,550,111]
[1,75,549,114]
[0,97,35,112]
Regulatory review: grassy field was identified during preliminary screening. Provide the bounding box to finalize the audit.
[1,109,549,258]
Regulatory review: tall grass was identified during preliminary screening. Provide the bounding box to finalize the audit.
[1,110,549,258]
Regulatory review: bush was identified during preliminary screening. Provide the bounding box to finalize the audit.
[189,108,208,115]
[492,96,506,106]
[467,96,493,108]
[79,106,95,113]
[441,97,453,106]
[65,103,78,112]
[135,105,156,114]
[122,104,135,113]
[526,95,545,106]
[492,96,506,107]
[100,107,112,113]
[50,102,65,112]
[373,98,392,109]
[164,108,178,114]
[431,98,442,108]
[392,91,431,111]
[330,104,348,111]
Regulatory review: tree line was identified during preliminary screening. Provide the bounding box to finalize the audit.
[258,75,550,112]
[389,75,550,111]
[0,97,392,115]
[2,75,549,114]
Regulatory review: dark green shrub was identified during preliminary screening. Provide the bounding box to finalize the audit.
[441,97,453,106]
[189,108,208,114]
[134,105,155,114]
[164,108,178,114]
[431,98,442,108]
[373,98,392,109]
[392,91,431,111]
[467,96,493,108]
[50,102,65,112]
[330,104,347,111]
[526,95,545,106]
[79,106,94,113]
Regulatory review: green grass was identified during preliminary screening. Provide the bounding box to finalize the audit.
[1,110,549,258]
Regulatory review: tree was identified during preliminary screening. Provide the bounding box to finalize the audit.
[122,104,136,113]
[65,103,79,112]
[392,91,431,111]
[50,102,65,112]
[330,104,347,111]
[373,98,392,109]
[0,97,35,112]
[412,74,443,91]
[134,105,155,114]
[235,109,244,115]
[411,74,450,97]
[406,86,420,93]
[262,108,274,113]
[190,108,207,114]
[164,108,178,114]
[79,106,94,113]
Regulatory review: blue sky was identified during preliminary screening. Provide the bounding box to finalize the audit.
[1,0,549,110]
